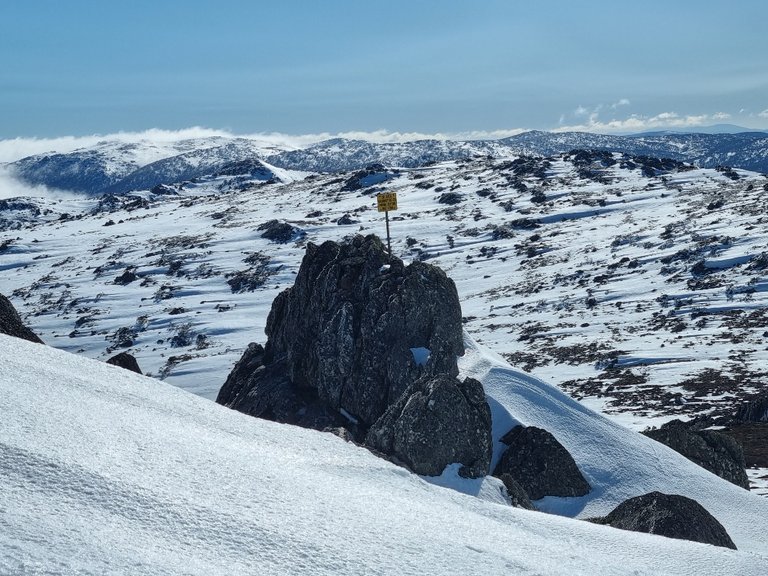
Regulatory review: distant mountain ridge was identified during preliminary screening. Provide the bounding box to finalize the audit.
[6,130,768,194]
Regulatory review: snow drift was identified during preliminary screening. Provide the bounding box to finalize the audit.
[1,334,766,575]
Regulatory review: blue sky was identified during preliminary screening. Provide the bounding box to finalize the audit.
[1,0,767,138]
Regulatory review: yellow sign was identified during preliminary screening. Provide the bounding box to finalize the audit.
[377,192,398,212]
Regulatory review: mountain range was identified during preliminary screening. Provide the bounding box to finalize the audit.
[4,129,767,195]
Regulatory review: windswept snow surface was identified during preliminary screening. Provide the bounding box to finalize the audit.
[458,335,768,553]
[1,334,766,575]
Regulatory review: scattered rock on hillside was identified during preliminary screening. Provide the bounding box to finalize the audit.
[0,293,43,344]
[257,219,304,243]
[595,491,736,550]
[364,374,492,478]
[493,425,590,499]
[217,234,466,438]
[106,352,143,374]
[643,421,749,489]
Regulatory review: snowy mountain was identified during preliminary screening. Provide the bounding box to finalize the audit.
[6,137,291,194]
[3,333,768,574]
[7,130,767,196]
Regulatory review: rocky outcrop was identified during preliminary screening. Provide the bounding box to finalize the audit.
[0,293,43,344]
[364,375,492,478]
[106,352,143,374]
[218,235,466,437]
[735,393,768,422]
[493,425,590,500]
[643,422,749,489]
[597,491,736,550]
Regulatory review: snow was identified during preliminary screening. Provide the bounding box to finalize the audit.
[1,334,767,575]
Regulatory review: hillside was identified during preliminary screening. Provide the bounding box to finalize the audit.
[2,333,767,574]
[2,149,768,492]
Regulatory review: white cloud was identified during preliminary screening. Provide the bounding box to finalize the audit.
[611,98,631,109]
[759,109,768,118]
[554,111,733,134]
[0,166,81,201]
[574,105,589,117]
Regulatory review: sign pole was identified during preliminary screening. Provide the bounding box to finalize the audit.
[376,190,398,257]
[385,210,391,256]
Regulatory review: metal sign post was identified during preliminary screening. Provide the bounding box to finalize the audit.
[376,191,398,255]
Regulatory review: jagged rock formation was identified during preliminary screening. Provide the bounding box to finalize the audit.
[106,352,143,374]
[643,422,749,489]
[596,491,736,550]
[217,235,467,438]
[0,293,43,344]
[364,374,492,478]
[493,425,590,499]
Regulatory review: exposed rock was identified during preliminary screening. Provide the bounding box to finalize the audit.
[106,352,143,374]
[114,268,138,285]
[493,425,590,499]
[364,375,492,478]
[735,393,768,422]
[597,491,736,550]
[643,422,749,489]
[151,183,178,195]
[0,293,43,344]
[498,474,535,510]
[217,234,465,437]
[336,213,358,225]
[257,219,304,243]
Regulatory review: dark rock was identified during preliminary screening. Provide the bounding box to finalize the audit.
[498,473,535,509]
[364,375,492,478]
[0,293,44,344]
[106,352,143,374]
[336,213,358,225]
[257,219,304,243]
[598,491,736,550]
[114,268,138,285]
[493,425,590,499]
[643,423,749,489]
[438,192,464,205]
[151,183,178,195]
[217,234,465,436]
[735,393,768,422]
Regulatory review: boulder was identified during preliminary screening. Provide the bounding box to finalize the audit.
[735,393,768,422]
[257,219,304,244]
[498,474,535,510]
[0,293,43,344]
[493,425,590,500]
[643,422,749,489]
[106,352,143,374]
[364,375,492,478]
[598,491,736,550]
[218,234,465,435]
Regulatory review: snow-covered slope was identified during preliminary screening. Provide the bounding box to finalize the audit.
[2,150,768,492]
[6,137,292,195]
[1,333,766,575]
